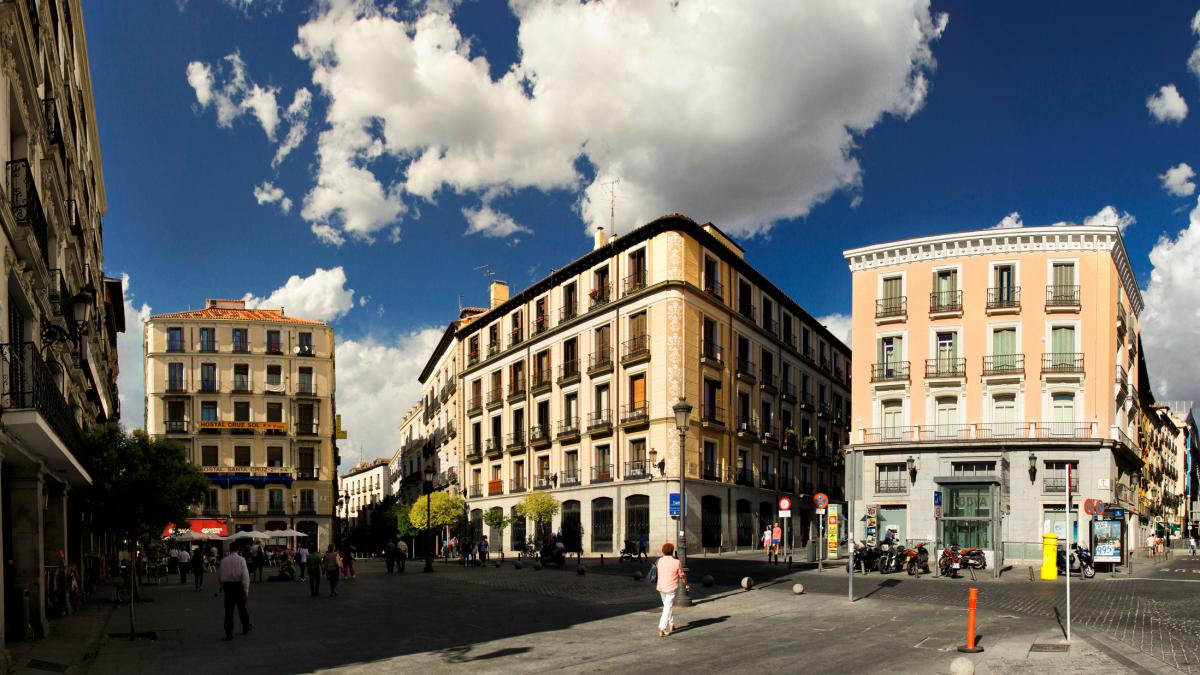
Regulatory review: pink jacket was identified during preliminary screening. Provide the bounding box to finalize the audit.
[655,556,683,593]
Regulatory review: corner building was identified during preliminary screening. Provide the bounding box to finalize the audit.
[843,225,1144,568]
[145,300,337,549]
[458,215,850,557]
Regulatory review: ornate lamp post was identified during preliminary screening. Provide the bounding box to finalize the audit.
[423,466,435,573]
[673,397,693,607]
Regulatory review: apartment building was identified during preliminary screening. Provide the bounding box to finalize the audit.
[455,215,850,557]
[0,0,124,646]
[145,299,337,549]
[340,458,390,526]
[389,404,421,502]
[1143,401,1190,538]
[843,224,1146,567]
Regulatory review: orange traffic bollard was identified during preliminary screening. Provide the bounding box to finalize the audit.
[957,587,984,653]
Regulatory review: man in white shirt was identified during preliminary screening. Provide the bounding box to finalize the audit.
[178,548,191,585]
[218,545,252,640]
[296,544,309,580]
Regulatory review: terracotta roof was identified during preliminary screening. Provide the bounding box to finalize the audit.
[149,307,327,325]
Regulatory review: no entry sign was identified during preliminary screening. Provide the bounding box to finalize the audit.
[779,496,792,511]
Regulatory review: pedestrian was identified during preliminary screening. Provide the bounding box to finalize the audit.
[1189,534,1197,558]
[762,526,772,558]
[638,529,649,561]
[1165,531,1172,559]
[307,547,323,596]
[398,539,408,573]
[178,547,191,585]
[653,542,689,638]
[478,536,489,565]
[296,542,309,580]
[771,522,782,557]
[385,540,397,574]
[218,545,252,640]
[1146,532,1157,559]
[191,547,205,591]
[254,543,267,582]
[323,544,341,596]
[169,547,180,575]
[448,536,458,562]
[460,539,471,566]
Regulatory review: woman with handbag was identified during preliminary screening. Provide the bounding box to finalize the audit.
[652,542,689,637]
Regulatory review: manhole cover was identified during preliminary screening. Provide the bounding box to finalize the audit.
[1029,643,1070,653]
[25,659,69,672]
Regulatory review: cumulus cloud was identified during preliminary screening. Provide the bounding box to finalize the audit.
[253,180,292,213]
[462,202,531,238]
[282,0,947,244]
[1161,162,1196,197]
[334,329,443,459]
[1190,11,1200,81]
[273,88,312,167]
[817,313,852,346]
[242,267,356,322]
[185,61,213,107]
[1146,84,1188,123]
[1081,205,1136,233]
[1141,195,1200,404]
[993,211,1024,229]
[116,274,151,431]
[186,51,282,140]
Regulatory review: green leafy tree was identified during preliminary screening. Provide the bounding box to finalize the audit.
[514,492,560,528]
[482,507,510,542]
[409,492,467,530]
[390,502,414,538]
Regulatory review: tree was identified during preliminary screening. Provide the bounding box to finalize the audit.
[482,507,510,541]
[389,502,414,539]
[408,492,466,530]
[515,492,560,529]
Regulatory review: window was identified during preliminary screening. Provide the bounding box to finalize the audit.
[563,282,578,319]
[992,264,1017,307]
[592,265,611,304]
[232,328,249,352]
[201,401,218,421]
[875,463,906,493]
[233,364,250,392]
[202,445,218,466]
[1044,461,1079,493]
[266,364,282,386]
[629,438,646,465]
[628,248,647,291]
[703,441,717,478]
[782,314,793,344]
[595,383,610,416]
[200,363,217,391]
[468,336,480,363]
[236,489,252,509]
[534,349,551,386]
[299,367,314,394]
[167,327,184,352]
[934,397,959,436]
[703,256,720,295]
[595,324,611,362]
[299,489,315,512]
[234,401,250,422]
[702,378,721,419]
[168,362,184,390]
[564,392,578,427]
[990,328,1018,371]
[951,462,996,477]
[206,489,219,510]
[594,444,611,478]
[738,280,754,318]
[267,446,283,467]
[737,391,752,429]
[234,446,251,467]
[932,268,959,311]
[299,332,314,354]
[1051,393,1076,435]
[881,400,902,438]
[1050,326,1076,367]
[628,373,646,413]
[880,275,903,315]
[991,395,1017,436]
[762,296,774,331]
[935,331,959,372]
[268,489,284,512]
[563,337,578,375]
[199,327,216,352]
[267,402,283,423]
[266,330,281,353]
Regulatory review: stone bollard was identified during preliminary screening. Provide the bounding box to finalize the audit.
[949,656,974,675]
[577,565,586,575]
[634,570,644,581]
[533,562,543,571]
[792,583,805,595]
[514,561,523,570]
[740,577,754,590]
[701,574,715,588]
[600,554,605,566]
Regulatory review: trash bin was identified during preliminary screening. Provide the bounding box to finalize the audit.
[1040,532,1058,580]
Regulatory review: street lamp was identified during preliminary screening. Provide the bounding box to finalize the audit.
[673,397,693,607]
[423,466,435,573]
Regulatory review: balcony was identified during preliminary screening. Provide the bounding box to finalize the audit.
[199,337,218,353]
[485,438,503,458]
[860,422,1097,445]
[532,315,549,337]
[487,342,501,358]
[587,409,612,435]
[533,475,554,490]
[468,351,480,367]
[702,463,721,481]
[232,378,252,394]
[736,357,756,382]
[166,377,187,393]
[738,302,756,322]
[623,271,647,295]
[798,392,814,411]
[734,468,753,487]
[701,341,723,365]
[704,278,723,300]
[620,403,649,427]
[925,357,966,380]
[509,478,527,494]
[1046,285,1081,310]
[507,379,527,402]
[200,379,218,392]
[559,303,578,324]
[781,382,796,402]
[469,484,483,498]
[759,370,777,393]
[870,361,909,383]
[560,470,581,487]
[509,327,524,348]
[0,343,86,480]
[588,283,612,311]
[296,422,318,435]
[624,460,650,480]
[233,501,259,516]
[1043,476,1080,494]
[591,464,614,483]
[929,290,963,315]
[977,353,1023,376]
[505,431,526,453]
[1042,353,1084,375]
[465,444,482,462]
[876,296,906,321]
[167,338,185,353]
[7,159,49,267]
[467,396,483,416]
[164,419,189,434]
[530,370,552,395]
[486,388,504,410]
[875,478,908,494]
[588,348,613,375]
[529,424,551,447]
[759,473,775,489]
[488,479,504,496]
[267,340,283,355]
[557,360,580,386]
[736,415,758,438]
[987,287,1021,312]
[232,339,249,353]
[621,334,650,365]
[701,404,725,427]
[557,417,580,441]
[47,268,67,317]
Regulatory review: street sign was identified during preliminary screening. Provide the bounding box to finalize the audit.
[1095,501,1105,516]
[934,506,942,519]
[816,508,826,515]
[779,509,791,518]
[934,490,942,507]
[1109,507,1125,520]
[1155,515,1164,524]
[779,496,792,511]
[669,493,681,517]
[814,493,829,509]
[1083,499,1095,515]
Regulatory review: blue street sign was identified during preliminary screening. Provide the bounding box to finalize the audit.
[1108,507,1125,520]
[933,491,942,507]
[669,493,682,517]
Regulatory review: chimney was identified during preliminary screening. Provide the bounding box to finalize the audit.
[489,280,509,308]
[206,299,248,310]
[593,225,607,250]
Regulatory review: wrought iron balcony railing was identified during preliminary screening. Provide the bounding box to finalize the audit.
[988,286,1021,310]
[0,342,84,451]
[876,296,906,319]
[929,290,962,314]
[1046,285,1081,308]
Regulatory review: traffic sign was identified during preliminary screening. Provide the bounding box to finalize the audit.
[1095,501,1105,516]
[779,496,792,511]
[934,506,942,519]
[816,508,826,515]
[814,493,829,509]
[933,490,942,507]
[669,493,682,517]
[1084,499,1095,515]
[779,510,791,518]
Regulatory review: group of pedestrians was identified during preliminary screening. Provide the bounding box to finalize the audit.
[761,523,783,558]
[384,539,409,573]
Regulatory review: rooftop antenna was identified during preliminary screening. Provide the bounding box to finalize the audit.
[601,178,620,235]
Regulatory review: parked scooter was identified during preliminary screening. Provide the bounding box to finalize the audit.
[904,543,931,575]
[847,541,879,574]
[1057,543,1096,578]
[877,539,906,574]
[938,545,964,578]
[959,546,987,570]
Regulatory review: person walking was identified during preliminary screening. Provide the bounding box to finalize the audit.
[340,542,356,579]
[254,543,267,582]
[478,536,489,565]
[771,522,782,558]
[638,529,649,561]
[178,547,191,585]
[398,539,408,573]
[762,526,772,558]
[323,544,341,596]
[654,542,689,637]
[385,540,397,574]
[191,546,206,591]
[218,545,252,640]
[296,543,309,580]
[307,548,323,596]
[1147,532,1157,559]
[1189,533,1197,558]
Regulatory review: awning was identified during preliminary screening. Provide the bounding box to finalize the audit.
[162,518,231,538]
[206,474,294,488]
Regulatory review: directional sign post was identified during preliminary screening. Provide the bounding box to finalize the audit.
[814,494,829,573]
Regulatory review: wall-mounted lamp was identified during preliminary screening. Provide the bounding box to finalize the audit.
[906,455,917,483]
[1028,452,1038,482]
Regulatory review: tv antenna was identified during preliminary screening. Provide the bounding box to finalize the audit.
[601,178,620,234]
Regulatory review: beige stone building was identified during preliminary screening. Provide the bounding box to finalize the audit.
[451,215,850,557]
[339,458,390,526]
[144,299,337,549]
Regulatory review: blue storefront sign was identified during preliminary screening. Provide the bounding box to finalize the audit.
[669,493,681,517]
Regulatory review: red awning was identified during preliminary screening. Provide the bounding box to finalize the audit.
[162,518,231,538]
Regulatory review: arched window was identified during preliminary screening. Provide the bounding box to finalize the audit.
[624,495,649,545]
[701,495,722,549]
[591,497,613,552]
[561,500,582,553]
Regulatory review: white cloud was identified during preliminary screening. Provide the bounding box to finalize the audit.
[116,274,151,431]
[185,61,213,107]
[993,211,1024,229]
[334,329,443,460]
[186,51,282,141]
[1081,205,1136,233]
[253,180,293,213]
[242,267,356,322]
[817,313,852,346]
[1190,11,1200,81]
[1161,162,1196,197]
[286,0,947,244]
[1142,195,1200,404]
[273,88,312,167]
[462,202,531,238]
[1146,84,1188,123]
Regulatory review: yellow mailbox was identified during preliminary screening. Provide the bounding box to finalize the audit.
[1041,532,1058,580]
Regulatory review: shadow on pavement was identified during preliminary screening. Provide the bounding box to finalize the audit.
[671,616,729,634]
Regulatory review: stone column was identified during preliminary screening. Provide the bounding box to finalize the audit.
[9,467,46,638]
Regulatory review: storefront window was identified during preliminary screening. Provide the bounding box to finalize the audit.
[941,484,992,549]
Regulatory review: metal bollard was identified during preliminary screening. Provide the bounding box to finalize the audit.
[957,587,984,653]
[600,554,604,566]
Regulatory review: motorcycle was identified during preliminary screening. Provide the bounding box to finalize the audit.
[540,545,566,567]
[938,546,963,578]
[847,541,879,574]
[1057,544,1095,578]
[904,543,931,575]
[959,547,987,570]
[877,540,905,574]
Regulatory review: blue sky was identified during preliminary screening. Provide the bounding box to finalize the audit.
[86,1,1200,459]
